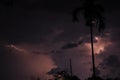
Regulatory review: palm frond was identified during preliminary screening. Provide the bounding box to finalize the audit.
[72,0,105,32]
[72,7,83,22]
[98,18,105,32]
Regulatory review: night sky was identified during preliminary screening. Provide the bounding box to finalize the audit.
[0,0,120,80]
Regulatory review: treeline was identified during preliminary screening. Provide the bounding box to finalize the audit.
[30,70,120,80]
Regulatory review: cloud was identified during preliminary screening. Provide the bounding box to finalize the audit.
[47,67,63,75]
[61,40,83,50]
[0,0,14,7]
[0,1,120,79]
[101,55,120,68]
[5,44,27,53]
[0,28,115,80]
[0,44,57,80]
[84,36,112,55]
[99,55,120,77]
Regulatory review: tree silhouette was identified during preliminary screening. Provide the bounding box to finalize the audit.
[86,76,104,80]
[72,0,105,80]
[53,70,80,80]
[53,70,70,80]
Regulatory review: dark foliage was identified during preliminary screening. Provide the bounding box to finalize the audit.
[72,0,105,32]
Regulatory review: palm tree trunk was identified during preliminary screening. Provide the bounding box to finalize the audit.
[90,25,96,80]
[69,59,73,77]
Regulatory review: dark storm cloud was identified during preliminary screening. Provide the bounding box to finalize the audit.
[1,0,119,44]
[0,8,87,44]
[11,0,120,12]
[101,55,120,68]
[61,40,83,49]
[0,11,59,44]
[98,54,120,77]
[0,0,14,7]
[14,0,81,11]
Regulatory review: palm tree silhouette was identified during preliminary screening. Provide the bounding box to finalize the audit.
[72,0,105,80]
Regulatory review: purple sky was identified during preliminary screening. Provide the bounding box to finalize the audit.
[0,0,120,80]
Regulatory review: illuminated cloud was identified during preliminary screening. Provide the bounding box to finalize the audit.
[84,36,112,54]
[5,44,27,53]
[3,44,57,80]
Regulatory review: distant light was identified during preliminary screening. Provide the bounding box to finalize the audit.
[95,36,99,41]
